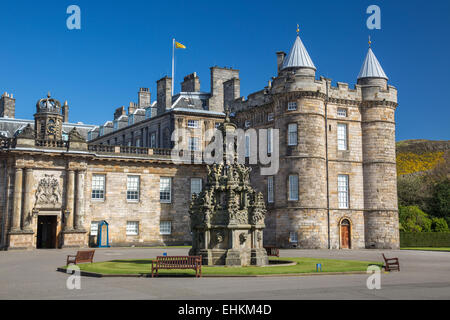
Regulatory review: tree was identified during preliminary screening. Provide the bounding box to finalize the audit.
[431,217,449,232]
[429,179,450,219]
[399,205,432,232]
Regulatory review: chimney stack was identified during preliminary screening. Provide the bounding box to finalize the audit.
[157,76,172,115]
[181,72,201,92]
[276,51,286,74]
[0,92,15,118]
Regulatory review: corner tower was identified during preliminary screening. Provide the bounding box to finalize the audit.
[358,40,400,249]
[34,93,64,141]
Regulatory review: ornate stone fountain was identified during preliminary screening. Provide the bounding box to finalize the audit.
[188,116,268,266]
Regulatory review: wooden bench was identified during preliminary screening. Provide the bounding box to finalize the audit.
[151,256,202,278]
[66,250,95,266]
[382,253,400,272]
[264,246,280,257]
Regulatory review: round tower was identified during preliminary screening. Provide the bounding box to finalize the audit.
[271,29,328,248]
[358,43,400,249]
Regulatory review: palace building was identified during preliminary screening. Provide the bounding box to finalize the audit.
[0,32,400,250]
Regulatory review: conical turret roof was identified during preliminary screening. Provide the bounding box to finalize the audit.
[358,47,388,80]
[281,35,316,71]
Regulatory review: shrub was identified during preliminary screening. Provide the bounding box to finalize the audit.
[399,205,432,232]
[431,217,449,232]
[400,232,450,247]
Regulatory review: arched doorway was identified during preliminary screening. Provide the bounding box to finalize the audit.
[340,219,351,249]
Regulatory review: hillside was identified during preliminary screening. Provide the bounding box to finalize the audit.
[396,140,450,176]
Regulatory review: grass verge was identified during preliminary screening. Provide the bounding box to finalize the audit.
[62,257,382,276]
[401,247,450,252]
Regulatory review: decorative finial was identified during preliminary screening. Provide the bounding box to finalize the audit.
[296,24,300,36]
[368,35,372,48]
[47,91,51,98]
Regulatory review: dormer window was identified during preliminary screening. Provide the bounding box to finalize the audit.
[288,102,297,111]
[244,120,251,128]
[267,113,274,122]
[113,120,119,131]
[128,115,134,126]
[99,127,104,136]
[145,108,153,119]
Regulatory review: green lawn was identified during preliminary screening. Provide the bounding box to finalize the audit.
[401,247,450,252]
[64,257,382,276]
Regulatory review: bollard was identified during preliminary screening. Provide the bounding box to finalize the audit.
[316,263,322,272]
[163,252,167,257]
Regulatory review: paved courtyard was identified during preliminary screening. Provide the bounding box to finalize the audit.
[0,248,449,300]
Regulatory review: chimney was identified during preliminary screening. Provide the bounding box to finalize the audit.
[138,88,151,107]
[223,78,240,111]
[62,101,69,122]
[276,51,286,74]
[128,102,136,115]
[114,106,126,120]
[0,92,15,118]
[181,72,201,92]
[157,76,172,115]
[208,67,240,112]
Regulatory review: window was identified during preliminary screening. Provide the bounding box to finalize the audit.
[190,178,202,198]
[267,176,274,203]
[337,108,347,117]
[160,221,172,235]
[113,120,119,131]
[187,120,199,128]
[338,175,349,209]
[267,113,274,122]
[150,133,156,148]
[126,221,139,236]
[267,128,273,154]
[145,108,153,119]
[337,123,348,150]
[160,177,172,203]
[289,232,298,243]
[288,102,297,111]
[128,115,134,126]
[90,222,99,236]
[215,122,221,129]
[99,127,104,136]
[245,135,250,157]
[288,123,298,146]
[245,120,251,128]
[91,175,105,200]
[136,138,141,147]
[127,176,140,201]
[87,131,92,140]
[188,137,200,151]
[289,175,299,201]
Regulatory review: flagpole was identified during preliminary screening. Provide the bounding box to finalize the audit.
[172,38,175,96]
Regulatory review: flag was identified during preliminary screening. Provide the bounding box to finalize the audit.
[175,41,186,49]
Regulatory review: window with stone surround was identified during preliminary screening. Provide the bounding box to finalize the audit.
[289,232,298,243]
[188,137,200,151]
[337,123,348,151]
[267,113,274,122]
[267,128,273,154]
[245,120,251,128]
[126,221,139,236]
[288,101,297,111]
[245,135,250,157]
[160,221,172,235]
[150,132,156,148]
[90,221,99,236]
[160,177,172,203]
[288,175,299,201]
[267,176,274,203]
[338,175,349,209]
[337,108,347,117]
[190,178,202,198]
[127,176,140,201]
[288,123,298,146]
[91,175,105,200]
[187,120,199,128]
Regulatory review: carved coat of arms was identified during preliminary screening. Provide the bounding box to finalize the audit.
[35,174,62,207]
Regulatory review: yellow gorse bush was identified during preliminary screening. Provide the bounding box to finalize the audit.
[397,151,445,176]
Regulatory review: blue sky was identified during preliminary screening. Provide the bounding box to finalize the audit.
[0,0,448,141]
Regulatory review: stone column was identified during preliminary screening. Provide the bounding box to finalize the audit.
[74,170,84,230]
[22,168,33,231]
[65,170,75,231]
[11,168,23,232]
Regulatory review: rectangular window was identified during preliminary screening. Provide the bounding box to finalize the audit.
[160,221,172,235]
[245,135,250,157]
[267,113,274,122]
[150,133,156,148]
[289,175,299,201]
[160,177,172,203]
[244,120,251,128]
[215,122,221,129]
[288,123,298,146]
[190,178,202,198]
[288,102,297,111]
[128,115,134,126]
[188,137,199,151]
[99,127,104,136]
[337,123,348,151]
[337,108,347,117]
[127,176,140,201]
[267,128,273,154]
[126,221,139,236]
[91,175,105,200]
[90,221,99,236]
[338,175,349,209]
[289,232,298,243]
[113,120,119,131]
[267,176,274,203]
[187,120,199,128]
[145,108,153,119]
